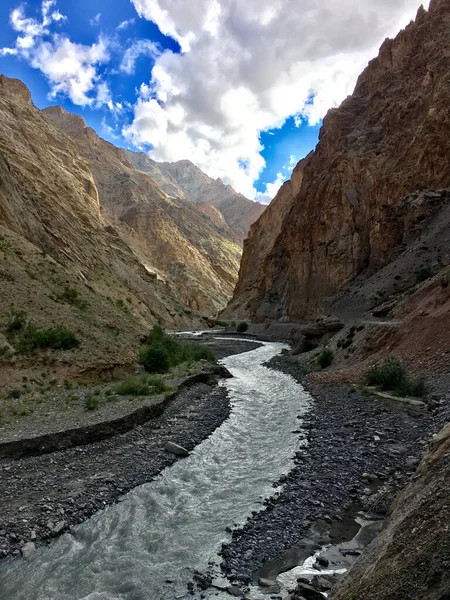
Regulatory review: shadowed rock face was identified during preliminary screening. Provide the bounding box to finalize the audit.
[125,150,266,245]
[228,0,450,322]
[43,106,242,314]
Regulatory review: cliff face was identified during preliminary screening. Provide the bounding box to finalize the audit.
[125,150,266,244]
[229,0,450,322]
[43,107,242,314]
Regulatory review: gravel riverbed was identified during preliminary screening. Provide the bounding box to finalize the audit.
[220,353,450,585]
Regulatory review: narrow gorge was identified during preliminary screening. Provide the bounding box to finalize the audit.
[0,1,449,600]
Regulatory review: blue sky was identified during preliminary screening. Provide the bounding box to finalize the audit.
[0,0,423,201]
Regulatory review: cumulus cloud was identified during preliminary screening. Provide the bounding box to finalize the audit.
[120,39,161,74]
[256,172,287,205]
[125,0,426,198]
[1,0,110,106]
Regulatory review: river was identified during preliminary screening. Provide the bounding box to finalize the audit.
[0,340,312,600]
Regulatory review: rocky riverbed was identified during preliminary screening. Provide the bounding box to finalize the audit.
[219,353,450,590]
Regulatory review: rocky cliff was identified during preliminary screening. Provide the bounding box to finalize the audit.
[43,106,242,314]
[228,0,450,322]
[0,75,209,394]
[125,150,266,244]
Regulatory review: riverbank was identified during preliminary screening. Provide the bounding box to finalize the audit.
[0,338,261,560]
[220,353,450,591]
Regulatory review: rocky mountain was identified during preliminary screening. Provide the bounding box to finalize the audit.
[125,150,266,244]
[0,75,214,393]
[43,106,242,314]
[225,0,450,323]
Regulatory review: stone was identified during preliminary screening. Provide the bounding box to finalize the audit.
[165,442,190,457]
[227,585,244,597]
[51,521,67,535]
[316,556,329,567]
[21,542,36,559]
[295,582,325,599]
[258,577,277,587]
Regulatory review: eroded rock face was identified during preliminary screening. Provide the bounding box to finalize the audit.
[43,106,242,314]
[229,0,450,322]
[125,151,266,245]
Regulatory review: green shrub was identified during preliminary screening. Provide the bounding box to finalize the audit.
[416,266,434,283]
[85,395,100,411]
[364,355,427,398]
[236,321,249,333]
[215,320,229,328]
[115,374,169,396]
[9,389,21,399]
[6,311,27,333]
[58,287,87,310]
[139,344,171,373]
[139,325,215,373]
[365,356,406,390]
[317,348,334,369]
[17,325,80,353]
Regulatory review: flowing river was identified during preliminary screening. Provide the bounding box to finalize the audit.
[0,340,312,600]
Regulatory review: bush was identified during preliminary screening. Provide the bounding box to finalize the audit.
[365,355,406,390]
[17,325,80,353]
[364,355,427,397]
[236,321,249,333]
[6,311,27,333]
[138,325,215,373]
[58,287,87,310]
[85,395,100,411]
[416,266,434,283]
[115,374,168,396]
[317,348,334,369]
[138,344,171,373]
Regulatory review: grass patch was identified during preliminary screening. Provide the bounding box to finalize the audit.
[115,374,169,396]
[57,286,88,310]
[85,395,100,411]
[364,355,427,398]
[138,325,215,374]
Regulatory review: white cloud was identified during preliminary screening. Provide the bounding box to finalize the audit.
[120,39,160,74]
[125,0,426,198]
[117,18,135,31]
[1,1,110,106]
[256,172,287,204]
[90,13,101,27]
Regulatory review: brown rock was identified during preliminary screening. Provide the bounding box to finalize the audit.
[228,0,450,323]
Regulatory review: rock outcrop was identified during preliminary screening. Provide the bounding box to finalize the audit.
[330,422,450,600]
[228,0,450,322]
[125,150,266,244]
[43,106,242,313]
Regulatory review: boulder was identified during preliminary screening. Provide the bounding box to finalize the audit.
[21,542,36,560]
[165,442,189,457]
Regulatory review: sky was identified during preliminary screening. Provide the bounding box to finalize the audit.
[0,0,427,203]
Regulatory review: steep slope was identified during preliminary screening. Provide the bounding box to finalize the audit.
[43,107,241,313]
[125,150,266,244]
[0,75,206,394]
[228,0,450,322]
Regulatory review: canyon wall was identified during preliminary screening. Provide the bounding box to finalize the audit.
[228,0,450,322]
